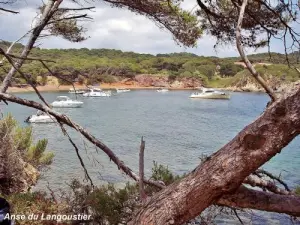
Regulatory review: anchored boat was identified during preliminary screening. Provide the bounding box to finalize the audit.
[68,88,87,94]
[189,88,230,99]
[25,111,55,123]
[51,96,83,108]
[157,88,169,93]
[83,88,111,97]
[116,88,131,93]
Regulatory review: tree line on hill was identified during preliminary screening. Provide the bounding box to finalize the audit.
[1,41,299,87]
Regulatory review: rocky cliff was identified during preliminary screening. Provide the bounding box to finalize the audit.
[118,74,203,88]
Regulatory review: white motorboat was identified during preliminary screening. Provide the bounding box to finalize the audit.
[51,96,83,108]
[116,88,131,93]
[25,111,55,123]
[68,88,86,94]
[157,88,169,93]
[190,88,230,99]
[83,88,111,97]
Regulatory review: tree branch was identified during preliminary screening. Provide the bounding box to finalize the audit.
[0,32,30,66]
[47,14,92,25]
[0,92,165,189]
[218,186,300,217]
[236,0,277,101]
[255,169,290,192]
[129,85,300,224]
[6,54,56,63]
[139,137,147,202]
[1,0,61,93]
[244,175,291,195]
[0,7,18,14]
[58,7,95,11]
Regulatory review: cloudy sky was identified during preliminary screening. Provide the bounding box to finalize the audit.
[0,0,296,57]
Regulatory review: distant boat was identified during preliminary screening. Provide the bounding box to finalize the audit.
[83,88,111,97]
[157,88,169,93]
[68,88,86,94]
[190,88,230,99]
[25,111,55,123]
[116,88,131,93]
[51,96,83,108]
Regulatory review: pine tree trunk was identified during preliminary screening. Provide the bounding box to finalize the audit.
[129,88,300,225]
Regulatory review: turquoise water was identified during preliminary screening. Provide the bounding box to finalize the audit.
[1,90,300,224]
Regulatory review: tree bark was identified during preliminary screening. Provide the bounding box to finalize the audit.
[219,186,300,217]
[139,137,147,202]
[129,87,300,225]
[235,0,277,101]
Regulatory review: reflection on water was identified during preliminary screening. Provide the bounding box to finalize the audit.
[2,90,300,224]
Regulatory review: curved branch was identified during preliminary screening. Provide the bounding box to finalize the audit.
[219,186,300,217]
[0,92,165,189]
[236,0,277,101]
[244,175,291,195]
[256,169,290,191]
[0,7,18,14]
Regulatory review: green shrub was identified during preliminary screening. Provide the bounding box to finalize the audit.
[168,74,178,81]
[295,186,300,196]
[99,74,115,83]
[219,63,244,77]
[0,114,54,194]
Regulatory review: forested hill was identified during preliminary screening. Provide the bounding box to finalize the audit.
[0,41,299,90]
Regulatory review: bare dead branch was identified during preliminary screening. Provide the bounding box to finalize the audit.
[47,14,93,25]
[0,32,30,65]
[39,60,78,99]
[60,124,94,188]
[0,7,18,14]
[236,0,277,101]
[58,7,95,11]
[233,209,244,225]
[6,53,56,63]
[256,169,290,192]
[244,175,291,195]
[139,137,147,202]
[0,92,165,189]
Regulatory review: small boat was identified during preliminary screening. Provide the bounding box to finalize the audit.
[68,88,86,94]
[157,88,169,93]
[83,88,111,97]
[25,111,55,123]
[51,96,83,108]
[116,88,131,93]
[189,88,230,99]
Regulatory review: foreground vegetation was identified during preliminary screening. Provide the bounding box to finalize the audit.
[0,115,54,195]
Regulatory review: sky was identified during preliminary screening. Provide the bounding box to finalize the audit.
[0,0,296,57]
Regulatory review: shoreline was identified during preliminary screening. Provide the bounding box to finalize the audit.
[7,84,198,93]
[7,84,270,94]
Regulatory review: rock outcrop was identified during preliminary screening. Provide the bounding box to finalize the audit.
[128,74,203,88]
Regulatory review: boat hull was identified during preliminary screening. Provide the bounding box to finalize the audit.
[26,115,55,123]
[116,90,130,93]
[157,89,169,92]
[189,94,230,99]
[69,91,85,94]
[83,92,111,97]
[51,102,83,108]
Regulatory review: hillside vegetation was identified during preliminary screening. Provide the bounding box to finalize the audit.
[1,41,299,89]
